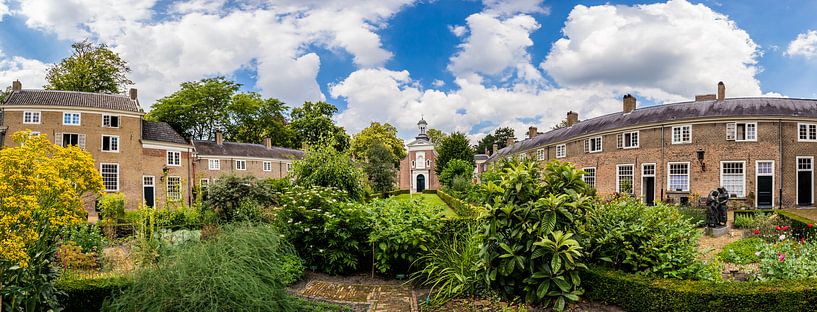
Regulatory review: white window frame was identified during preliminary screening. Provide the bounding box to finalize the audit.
[101,135,119,152]
[617,131,639,149]
[642,163,656,203]
[63,112,81,126]
[727,122,757,142]
[586,136,603,153]
[755,160,775,208]
[102,114,120,128]
[798,123,817,142]
[263,161,272,172]
[671,125,692,144]
[616,164,635,194]
[200,178,210,188]
[667,162,691,192]
[23,111,41,124]
[536,148,545,161]
[167,176,182,201]
[582,167,596,189]
[166,151,181,166]
[797,156,814,206]
[208,159,220,170]
[100,163,119,192]
[556,144,566,158]
[235,159,247,171]
[143,175,155,208]
[720,161,746,198]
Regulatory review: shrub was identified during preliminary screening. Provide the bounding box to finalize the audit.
[437,189,484,218]
[479,160,591,310]
[291,143,367,200]
[439,159,474,189]
[276,185,370,275]
[205,175,264,222]
[368,197,445,275]
[60,223,106,254]
[55,242,98,271]
[584,199,705,280]
[104,224,302,311]
[98,193,126,223]
[718,237,763,264]
[583,265,817,312]
[56,273,132,312]
[2,234,62,311]
[677,206,706,227]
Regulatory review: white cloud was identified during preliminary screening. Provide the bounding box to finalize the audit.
[171,0,227,14]
[432,79,445,87]
[0,51,49,89]
[483,0,549,16]
[541,0,762,99]
[0,1,9,21]
[448,25,467,37]
[787,30,817,59]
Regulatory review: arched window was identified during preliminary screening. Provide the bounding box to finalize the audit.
[412,160,416,168]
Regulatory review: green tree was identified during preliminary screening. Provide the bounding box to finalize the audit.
[474,127,515,154]
[427,128,447,145]
[44,40,133,94]
[291,142,366,200]
[435,132,474,176]
[226,93,296,147]
[290,101,350,150]
[147,77,238,140]
[551,118,569,130]
[365,142,397,194]
[439,159,474,188]
[351,122,405,164]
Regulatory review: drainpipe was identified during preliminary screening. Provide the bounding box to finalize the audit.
[187,146,193,206]
[779,119,783,208]
[660,125,665,201]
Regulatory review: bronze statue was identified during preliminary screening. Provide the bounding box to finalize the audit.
[706,187,729,227]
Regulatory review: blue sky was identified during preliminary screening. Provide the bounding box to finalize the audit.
[1,0,816,141]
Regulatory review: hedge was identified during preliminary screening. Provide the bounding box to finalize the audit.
[437,189,484,218]
[733,209,775,219]
[56,274,133,311]
[582,266,817,312]
[777,210,817,238]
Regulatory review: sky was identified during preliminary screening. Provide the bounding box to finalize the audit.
[0,0,816,143]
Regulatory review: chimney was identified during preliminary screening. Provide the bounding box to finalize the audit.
[492,143,498,155]
[695,94,716,101]
[717,81,725,101]
[215,130,223,145]
[11,80,21,91]
[566,111,579,127]
[484,147,489,155]
[264,137,272,149]
[528,126,538,139]
[505,137,514,147]
[623,94,636,113]
[129,88,138,100]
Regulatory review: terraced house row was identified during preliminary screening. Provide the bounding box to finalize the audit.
[487,82,817,209]
[0,81,302,217]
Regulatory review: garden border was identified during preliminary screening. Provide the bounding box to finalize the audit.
[436,189,484,218]
[56,274,133,311]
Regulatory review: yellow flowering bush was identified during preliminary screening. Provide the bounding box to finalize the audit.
[0,131,102,268]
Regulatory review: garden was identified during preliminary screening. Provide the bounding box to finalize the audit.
[3,131,817,312]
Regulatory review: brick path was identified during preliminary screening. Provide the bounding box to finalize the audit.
[297,280,418,312]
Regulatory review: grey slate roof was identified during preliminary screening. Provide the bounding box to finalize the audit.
[142,120,188,145]
[193,140,303,160]
[3,89,142,112]
[490,97,817,161]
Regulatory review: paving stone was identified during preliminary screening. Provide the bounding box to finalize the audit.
[298,280,417,312]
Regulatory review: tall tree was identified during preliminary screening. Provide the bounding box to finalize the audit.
[291,142,366,200]
[435,132,474,176]
[365,142,397,194]
[350,122,406,164]
[227,93,297,147]
[426,128,447,145]
[474,127,515,154]
[290,101,350,151]
[45,40,133,94]
[147,77,238,140]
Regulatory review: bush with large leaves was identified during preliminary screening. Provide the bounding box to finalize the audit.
[479,159,592,310]
[367,197,444,275]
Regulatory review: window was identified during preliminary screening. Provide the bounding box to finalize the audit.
[411,160,416,168]
[102,135,119,152]
[726,122,757,141]
[799,123,817,142]
[757,161,773,175]
[799,157,813,171]
[556,144,566,158]
[617,131,639,149]
[167,151,181,166]
[63,112,81,125]
[585,136,602,153]
[101,163,119,191]
[23,111,40,124]
[582,167,596,189]
[200,178,210,188]
[668,162,690,192]
[672,125,692,144]
[263,161,272,172]
[426,159,431,167]
[167,176,182,201]
[642,164,656,176]
[58,133,85,148]
[143,176,155,187]
[286,163,292,172]
[721,161,745,197]
[519,154,527,161]
[236,160,247,170]
[102,115,120,128]
[617,164,634,194]
[208,159,220,170]
[536,148,545,161]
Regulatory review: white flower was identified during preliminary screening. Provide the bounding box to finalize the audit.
[304,228,310,232]
[780,234,786,241]
[755,251,761,257]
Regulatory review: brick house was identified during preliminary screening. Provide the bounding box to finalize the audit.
[399,118,440,192]
[486,82,817,209]
[0,81,301,217]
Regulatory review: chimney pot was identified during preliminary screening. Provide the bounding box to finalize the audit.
[264,137,272,149]
[623,94,637,113]
[528,126,538,139]
[566,111,579,127]
[11,80,21,91]
[492,143,498,155]
[717,81,725,101]
[129,88,138,100]
[215,130,223,145]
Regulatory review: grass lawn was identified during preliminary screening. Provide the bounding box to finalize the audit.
[390,193,458,218]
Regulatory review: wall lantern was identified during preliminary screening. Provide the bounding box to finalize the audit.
[696,148,706,172]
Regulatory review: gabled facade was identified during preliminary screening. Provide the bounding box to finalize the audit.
[399,118,440,192]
